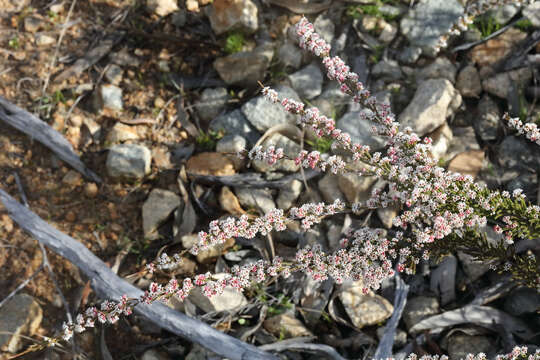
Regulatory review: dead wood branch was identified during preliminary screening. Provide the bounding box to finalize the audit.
[0,189,278,360]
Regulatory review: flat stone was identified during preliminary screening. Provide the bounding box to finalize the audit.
[288,63,323,100]
[318,173,345,203]
[403,296,439,330]
[428,123,453,160]
[448,150,484,178]
[447,335,492,360]
[503,287,540,316]
[0,294,43,353]
[208,0,258,35]
[523,2,540,27]
[470,28,527,67]
[400,0,463,50]
[399,79,461,136]
[498,136,540,170]
[241,85,300,132]
[475,95,500,141]
[214,45,272,87]
[35,33,55,46]
[195,87,229,122]
[107,144,152,179]
[416,57,457,83]
[339,281,394,328]
[142,189,182,240]
[372,60,402,81]
[209,109,260,144]
[398,46,422,64]
[251,133,301,173]
[216,134,247,169]
[376,326,407,348]
[219,186,245,215]
[263,314,313,338]
[456,65,482,98]
[337,111,386,150]
[104,64,124,85]
[482,67,533,100]
[446,126,480,160]
[147,0,179,16]
[313,14,335,44]
[24,17,42,33]
[186,152,235,176]
[337,172,376,204]
[101,84,123,111]
[106,123,140,143]
[276,179,302,210]
[278,41,303,69]
[189,273,248,312]
[234,187,275,214]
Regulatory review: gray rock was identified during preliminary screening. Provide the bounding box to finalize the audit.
[288,63,323,100]
[314,14,335,44]
[106,123,140,143]
[337,111,386,150]
[207,0,258,35]
[241,85,300,132]
[234,187,275,214]
[104,64,124,85]
[416,57,457,83]
[35,33,55,46]
[503,287,540,316]
[456,65,482,98]
[278,41,303,69]
[457,251,492,283]
[315,83,352,116]
[399,79,461,136]
[101,84,123,111]
[216,134,247,169]
[171,11,187,27]
[428,123,453,160]
[337,172,376,204]
[498,136,540,170]
[482,67,533,100]
[110,48,141,67]
[107,144,152,179]
[24,17,42,33]
[400,0,463,51]
[378,21,397,43]
[195,87,229,122]
[486,3,520,24]
[147,0,178,16]
[339,281,394,328]
[209,109,260,144]
[475,95,500,142]
[372,60,402,81]
[214,44,272,87]
[189,274,248,313]
[252,133,301,173]
[447,335,492,360]
[142,349,171,360]
[263,313,313,338]
[142,189,182,240]
[398,46,422,64]
[0,294,43,352]
[446,126,480,161]
[277,179,302,210]
[403,296,439,330]
[523,2,540,27]
[318,173,345,203]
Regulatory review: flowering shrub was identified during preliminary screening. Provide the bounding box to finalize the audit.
[31,3,540,358]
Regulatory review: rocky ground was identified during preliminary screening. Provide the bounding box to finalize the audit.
[0,0,539,359]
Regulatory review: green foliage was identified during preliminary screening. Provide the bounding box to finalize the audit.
[470,16,502,37]
[8,36,20,49]
[224,31,245,54]
[195,130,223,151]
[306,137,334,154]
[346,0,400,21]
[514,19,533,32]
[369,44,386,63]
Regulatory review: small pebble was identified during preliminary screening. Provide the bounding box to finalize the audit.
[84,183,98,198]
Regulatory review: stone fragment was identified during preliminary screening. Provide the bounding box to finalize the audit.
[337,173,376,204]
[107,123,139,143]
[147,0,179,16]
[62,170,83,187]
[447,335,492,360]
[219,186,245,215]
[0,294,43,353]
[470,28,527,67]
[278,41,303,69]
[216,134,247,169]
[263,314,313,338]
[372,59,402,81]
[142,189,182,239]
[523,2,540,27]
[456,65,482,98]
[416,57,457,83]
[241,85,300,132]
[234,187,275,214]
[376,327,407,348]
[35,33,55,46]
[186,152,235,176]
[399,79,461,136]
[101,84,123,111]
[210,109,260,144]
[503,287,540,316]
[208,0,258,35]
[24,17,42,33]
[107,144,152,179]
[288,63,323,100]
[142,349,171,360]
[195,87,229,122]
[482,67,533,100]
[313,14,334,44]
[428,123,453,160]
[318,173,345,203]
[104,64,124,85]
[189,273,248,312]
[475,95,500,141]
[403,296,439,330]
[276,180,302,210]
[498,136,540,169]
[448,150,484,178]
[214,45,271,87]
[339,281,394,328]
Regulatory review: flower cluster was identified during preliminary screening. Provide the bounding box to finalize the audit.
[248,145,285,165]
[505,113,540,145]
[400,346,540,360]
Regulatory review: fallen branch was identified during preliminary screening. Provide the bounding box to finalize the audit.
[0,189,278,360]
[0,96,101,184]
